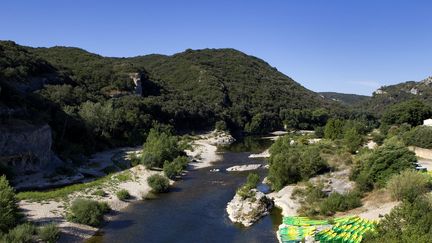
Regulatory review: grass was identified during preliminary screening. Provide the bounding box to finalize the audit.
[17,171,134,201]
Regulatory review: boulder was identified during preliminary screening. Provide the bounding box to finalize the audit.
[226,189,273,227]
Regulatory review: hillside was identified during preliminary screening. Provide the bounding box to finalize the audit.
[318,92,370,106]
[0,40,349,170]
[363,76,432,114]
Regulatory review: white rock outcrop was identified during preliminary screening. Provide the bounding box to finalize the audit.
[226,189,273,227]
[226,164,261,172]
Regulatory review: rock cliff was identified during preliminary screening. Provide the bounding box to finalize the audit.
[0,123,61,174]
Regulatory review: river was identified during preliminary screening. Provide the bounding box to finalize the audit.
[87,137,281,243]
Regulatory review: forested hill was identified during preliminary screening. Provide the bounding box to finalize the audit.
[1,40,351,159]
[361,76,432,115]
[318,92,370,106]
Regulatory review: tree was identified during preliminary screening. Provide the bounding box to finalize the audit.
[344,127,363,153]
[0,175,20,233]
[382,99,432,126]
[352,143,417,191]
[324,119,345,140]
[141,129,183,168]
[268,137,328,190]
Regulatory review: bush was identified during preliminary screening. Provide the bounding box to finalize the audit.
[116,189,131,201]
[147,174,170,193]
[1,223,36,243]
[387,170,431,203]
[403,126,432,149]
[343,127,363,153]
[67,199,110,226]
[236,173,260,199]
[141,129,183,168]
[38,223,59,243]
[351,143,417,191]
[0,175,20,233]
[92,189,106,197]
[324,119,345,140]
[268,137,328,190]
[319,191,363,216]
[163,156,188,179]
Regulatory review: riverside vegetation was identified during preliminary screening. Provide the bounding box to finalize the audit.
[2,39,432,242]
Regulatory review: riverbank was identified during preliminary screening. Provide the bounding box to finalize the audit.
[18,131,230,242]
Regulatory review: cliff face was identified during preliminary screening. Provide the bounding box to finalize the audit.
[0,123,60,173]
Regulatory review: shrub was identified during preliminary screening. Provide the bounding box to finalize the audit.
[67,199,110,226]
[324,119,345,140]
[236,173,260,199]
[147,174,170,193]
[116,189,131,201]
[92,189,106,197]
[343,127,363,153]
[1,223,36,243]
[38,223,59,243]
[268,140,328,190]
[163,156,188,179]
[141,129,183,168]
[318,191,362,216]
[351,143,417,191]
[403,126,432,149]
[387,170,431,202]
[0,175,20,233]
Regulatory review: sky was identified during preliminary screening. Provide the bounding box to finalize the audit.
[1,0,431,95]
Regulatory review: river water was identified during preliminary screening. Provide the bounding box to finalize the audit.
[88,137,281,243]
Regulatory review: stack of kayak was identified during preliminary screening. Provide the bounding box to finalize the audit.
[314,216,377,243]
[278,216,377,243]
[279,216,329,242]
[283,216,329,226]
[279,225,317,243]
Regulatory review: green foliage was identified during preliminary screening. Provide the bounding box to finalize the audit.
[163,156,188,179]
[0,223,36,243]
[0,176,20,233]
[17,175,111,201]
[214,121,227,131]
[268,137,328,190]
[37,223,59,243]
[116,189,131,201]
[371,131,385,145]
[67,199,110,226]
[236,173,260,199]
[147,174,170,193]
[92,189,106,197]
[364,196,432,243]
[351,143,417,191]
[343,127,363,153]
[382,99,432,126]
[403,125,432,149]
[318,191,363,216]
[245,112,281,134]
[296,184,362,217]
[141,129,183,168]
[280,108,329,130]
[387,170,431,203]
[324,119,345,140]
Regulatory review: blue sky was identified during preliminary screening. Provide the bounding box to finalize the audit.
[1,0,431,95]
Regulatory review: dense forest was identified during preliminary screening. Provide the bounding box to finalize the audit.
[1,40,366,161]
